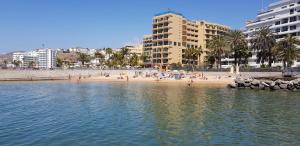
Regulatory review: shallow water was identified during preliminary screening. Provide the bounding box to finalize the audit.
[0,82,299,146]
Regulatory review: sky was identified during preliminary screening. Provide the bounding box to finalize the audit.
[0,0,279,53]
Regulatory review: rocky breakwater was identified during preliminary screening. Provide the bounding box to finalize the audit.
[228,78,300,91]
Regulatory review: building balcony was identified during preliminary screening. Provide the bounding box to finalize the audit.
[247,13,300,27]
[258,3,300,18]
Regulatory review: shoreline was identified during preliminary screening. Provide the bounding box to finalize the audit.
[0,70,287,86]
[0,76,233,86]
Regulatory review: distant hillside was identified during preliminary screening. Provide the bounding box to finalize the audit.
[0,52,14,64]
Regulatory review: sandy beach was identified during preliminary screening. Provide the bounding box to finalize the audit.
[0,69,284,86]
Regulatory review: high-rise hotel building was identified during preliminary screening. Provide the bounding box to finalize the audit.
[143,11,230,68]
[244,0,300,68]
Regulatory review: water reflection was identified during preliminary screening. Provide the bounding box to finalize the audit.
[0,82,299,146]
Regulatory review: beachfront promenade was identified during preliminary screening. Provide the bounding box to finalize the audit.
[0,69,283,82]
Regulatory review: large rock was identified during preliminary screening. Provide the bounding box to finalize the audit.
[244,83,251,87]
[250,85,258,89]
[270,85,280,90]
[264,80,273,85]
[270,82,276,87]
[228,83,236,88]
[291,80,299,85]
[235,78,244,83]
[259,83,265,90]
[275,79,283,85]
[287,84,295,90]
[245,78,253,83]
[251,79,260,86]
[261,82,269,87]
[283,81,290,84]
[236,80,245,88]
[279,84,288,89]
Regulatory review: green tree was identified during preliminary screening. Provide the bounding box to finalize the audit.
[195,46,204,67]
[207,35,229,69]
[129,53,139,67]
[226,30,250,66]
[77,53,91,66]
[56,58,63,68]
[205,53,216,69]
[105,48,113,58]
[111,52,123,68]
[251,27,276,67]
[139,54,150,66]
[3,60,8,68]
[28,61,35,68]
[13,60,22,67]
[95,52,105,66]
[184,47,198,71]
[120,47,129,66]
[273,35,300,69]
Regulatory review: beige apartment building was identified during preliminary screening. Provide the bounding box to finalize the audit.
[143,11,230,68]
[143,34,153,66]
[126,45,143,56]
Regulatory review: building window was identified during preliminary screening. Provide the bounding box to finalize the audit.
[174,42,177,46]
[275,21,281,25]
[290,9,295,14]
[282,26,288,32]
[275,28,281,33]
[290,25,297,30]
[282,18,289,24]
[290,16,297,22]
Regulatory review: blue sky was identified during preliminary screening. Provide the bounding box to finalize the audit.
[0,0,278,53]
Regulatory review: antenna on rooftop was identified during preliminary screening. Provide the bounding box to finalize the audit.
[42,43,45,49]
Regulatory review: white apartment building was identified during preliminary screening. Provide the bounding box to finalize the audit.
[36,49,57,69]
[244,0,300,68]
[12,52,25,63]
[13,51,39,67]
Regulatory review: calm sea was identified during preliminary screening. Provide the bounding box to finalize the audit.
[0,82,299,146]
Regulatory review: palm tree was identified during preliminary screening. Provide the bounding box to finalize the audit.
[13,60,22,68]
[195,46,204,67]
[105,48,113,59]
[56,58,63,68]
[129,53,139,67]
[251,27,276,67]
[28,61,35,68]
[139,54,149,67]
[226,30,249,66]
[3,60,8,68]
[94,52,105,66]
[184,47,198,71]
[120,47,129,66]
[207,35,228,69]
[111,52,123,67]
[273,35,300,69]
[77,53,91,67]
[205,53,216,69]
